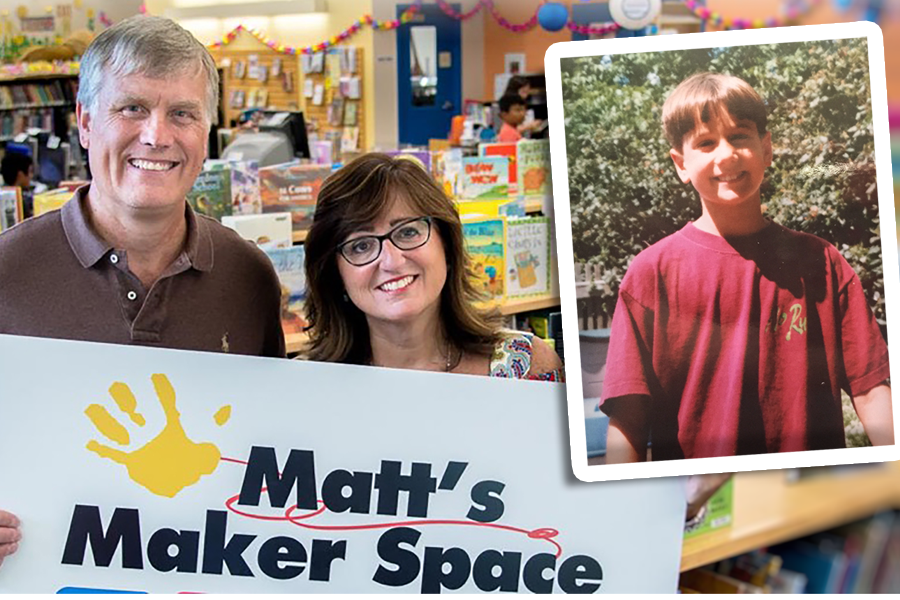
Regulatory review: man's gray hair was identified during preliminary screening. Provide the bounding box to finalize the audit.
[77,15,219,125]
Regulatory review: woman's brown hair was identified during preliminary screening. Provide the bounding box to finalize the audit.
[303,153,504,364]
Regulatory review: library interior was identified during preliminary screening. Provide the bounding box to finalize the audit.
[1,0,900,593]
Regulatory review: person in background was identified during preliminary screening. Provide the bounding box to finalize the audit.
[497,93,529,143]
[0,151,35,218]
[0,15,285,568]
[303,152,564,380]
[504,74,532,100]
[502,75,544,136]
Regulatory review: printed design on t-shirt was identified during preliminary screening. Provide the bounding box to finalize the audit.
[83,374,232,498]
[765,301,807,341]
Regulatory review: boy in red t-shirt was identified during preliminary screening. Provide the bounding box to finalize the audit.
[599,72,893,462]
[497,93,527,142]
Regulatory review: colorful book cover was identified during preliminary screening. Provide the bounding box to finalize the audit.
[263,245,308,337]
[259,162,332,233]
[456,197,524,220]
[506,217,551,299]
[683,478,734,539]
[462,216,507,304]
[0,186,22,231]
[461,156,509,200]
[479,141,518,190]
[384,149,432,173]
[432,148,463,199]
[186,169,232,221]
[310,140,335,165]
[32,187,74,217]
[205,159,261,216]
[221,212,293,250]
[516,139,551,197]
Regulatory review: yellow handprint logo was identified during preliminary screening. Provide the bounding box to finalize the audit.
[84,374,232,498]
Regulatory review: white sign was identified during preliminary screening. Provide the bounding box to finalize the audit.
[0,335,686,593]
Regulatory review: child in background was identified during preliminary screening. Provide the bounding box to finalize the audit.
[599,72,893,463]
[0,151,35,219]
[497,93,527,142]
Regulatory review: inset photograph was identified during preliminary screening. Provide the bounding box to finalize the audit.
[545,22,900,482]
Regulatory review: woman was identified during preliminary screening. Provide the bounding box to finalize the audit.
[303,153,563,380]
[503,75,531,100]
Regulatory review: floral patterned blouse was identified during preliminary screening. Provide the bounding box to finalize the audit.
[488,331,565,382]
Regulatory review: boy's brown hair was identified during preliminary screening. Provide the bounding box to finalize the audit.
[662,72,768,150]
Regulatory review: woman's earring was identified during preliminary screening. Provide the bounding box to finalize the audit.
[342,292,349,302]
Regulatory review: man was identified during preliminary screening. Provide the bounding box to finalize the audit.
[0,16,285,565]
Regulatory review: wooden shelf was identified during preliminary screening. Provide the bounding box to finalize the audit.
[498,295,559,316]
[0,72,78,83]
[680,463,900,572]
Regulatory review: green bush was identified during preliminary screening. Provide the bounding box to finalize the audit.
[562,38,882,325]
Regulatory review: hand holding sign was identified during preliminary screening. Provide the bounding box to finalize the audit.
[84,374,231,498]
[0,510,20,567]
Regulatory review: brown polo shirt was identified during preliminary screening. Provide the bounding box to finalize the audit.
[0,188,285,357]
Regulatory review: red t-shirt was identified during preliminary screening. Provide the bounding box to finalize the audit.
[497,122,522,143]
[599,222,890,460]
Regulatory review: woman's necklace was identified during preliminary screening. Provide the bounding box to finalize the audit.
[372,340,459,372]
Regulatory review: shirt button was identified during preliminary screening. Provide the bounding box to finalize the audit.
[126,291,138,301]
[110,254,119,264]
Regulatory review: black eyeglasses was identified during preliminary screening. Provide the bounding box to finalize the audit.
[337,217,433,266]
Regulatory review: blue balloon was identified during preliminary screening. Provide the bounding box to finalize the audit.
[537,2,569,32]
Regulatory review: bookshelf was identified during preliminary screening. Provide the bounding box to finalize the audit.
[0,73,77,141]
[680,463,900,573]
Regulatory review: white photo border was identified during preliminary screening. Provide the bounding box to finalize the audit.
[545,21,900,482]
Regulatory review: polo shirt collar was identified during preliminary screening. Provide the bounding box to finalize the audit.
[61,185,214,273]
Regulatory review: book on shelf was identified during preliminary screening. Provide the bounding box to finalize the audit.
[32,187,74,217]
[259,162,331,234]
[516,139,551,197]
[343,100,358,126]
[680,567,766,593]
[186,169,231,221]
[479,141,518,192]
[461,156,509,200]
[683,477,734,539]
[263,245,308,337]
[221,212,293,250]
[456,197,525,220]
[328,97,345,127]
[310,140,335,165]
[506,216,552,300]
[432,148,463,199]
[770,534,848,593]
[340,127,359,153]
[205,159,262,216]
[462,216,507,304]
[0,186,23,231]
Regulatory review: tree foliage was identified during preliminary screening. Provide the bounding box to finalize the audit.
[562,38,883,324]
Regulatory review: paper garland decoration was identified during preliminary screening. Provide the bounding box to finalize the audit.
[682,0,824,29]
[206,0,832,58]
[208,0,422,55]
[435,0,538,33]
